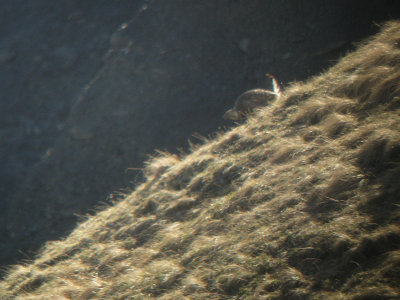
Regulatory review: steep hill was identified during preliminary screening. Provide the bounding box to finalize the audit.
[1,21,399,299]
[8,1,398,271]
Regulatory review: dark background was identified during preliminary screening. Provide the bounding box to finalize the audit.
[1,0,400,276]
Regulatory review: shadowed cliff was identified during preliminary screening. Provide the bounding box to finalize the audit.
[1,21,399,299]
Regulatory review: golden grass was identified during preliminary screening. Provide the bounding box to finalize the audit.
[1,21,400,299]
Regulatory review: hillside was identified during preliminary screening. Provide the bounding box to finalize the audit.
[8,1,398,271]
[1,21,400,299]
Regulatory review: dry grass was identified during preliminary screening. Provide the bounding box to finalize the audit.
[1,21,400,299]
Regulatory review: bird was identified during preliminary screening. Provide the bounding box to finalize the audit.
[224,74,281,121]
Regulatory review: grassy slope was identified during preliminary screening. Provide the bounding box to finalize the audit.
[1,21,400,299]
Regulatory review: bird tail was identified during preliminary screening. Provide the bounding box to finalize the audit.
[266,73,282,95]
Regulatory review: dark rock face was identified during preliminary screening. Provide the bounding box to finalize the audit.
[1,0,400,273]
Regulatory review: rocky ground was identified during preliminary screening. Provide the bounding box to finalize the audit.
[1,0,400,274]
